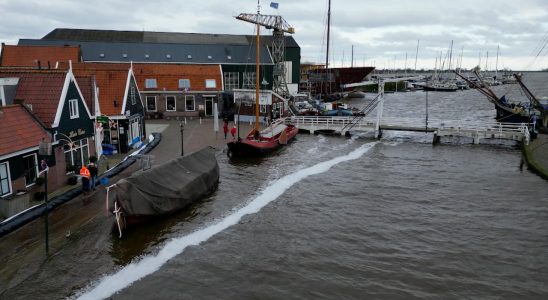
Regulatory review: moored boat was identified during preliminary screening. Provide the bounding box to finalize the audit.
[227,3,298,158]
[422,81,458,92]
[106,147,219,237]
[227,119,298,157]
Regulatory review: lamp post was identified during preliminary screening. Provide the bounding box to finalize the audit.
[40,160,49,256]
[180,121,185,156]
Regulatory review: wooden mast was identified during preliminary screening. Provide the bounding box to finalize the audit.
[255,1,261,132]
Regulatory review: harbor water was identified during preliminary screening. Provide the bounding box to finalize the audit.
[2,73,548,299]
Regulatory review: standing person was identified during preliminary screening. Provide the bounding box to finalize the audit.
[79,165,91,194]
[88,161,98,190]
[223,118,229,139]
[230,124,237,140]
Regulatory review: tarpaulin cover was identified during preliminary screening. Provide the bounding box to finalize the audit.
[109,147,219,217]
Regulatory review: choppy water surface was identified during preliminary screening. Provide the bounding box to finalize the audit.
[3,74,548,300]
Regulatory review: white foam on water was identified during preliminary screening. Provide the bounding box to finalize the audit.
[75,142,378,300]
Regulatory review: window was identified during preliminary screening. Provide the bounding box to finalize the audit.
[185,95,195,111]
[260,104,267,113]
[63,138,89,170]
[145,79,157,89]
[23,154,38,187]
[130,86,136,105]
[205,79,216,89]
[129,118,141,146]
[243,72,256,89]
[178,79,191,89]
[0,162,11,197]
[146,96,156,111]
[166,96,176,111]
[224,72,239,90]
[68,99,79,119]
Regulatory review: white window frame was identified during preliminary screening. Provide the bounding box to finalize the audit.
[166,96,176,111]
[130,86,136,105]
[69,99,79,119]
[146,96,157,112]
[185,95,195,111]
[129,118,140,145]
[205,79,216,89]
[0,161,12,197]
[22,153,38,187]
[178,79,191,89]
[145,79,157,89]
[224,72,239,90]
[63,138,89,171]
[243,72,256,89]
[0,86,5,106]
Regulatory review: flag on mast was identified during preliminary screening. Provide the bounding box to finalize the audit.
[270,2,279,9]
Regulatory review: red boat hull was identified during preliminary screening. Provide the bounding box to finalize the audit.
[227,124,298,157]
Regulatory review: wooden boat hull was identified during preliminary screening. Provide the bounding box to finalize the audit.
[227,124,298,157]
[422,85,458,92]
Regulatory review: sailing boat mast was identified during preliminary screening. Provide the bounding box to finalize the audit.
[326,0,331,70]
[495,44,499,79]
[254,1,260,132]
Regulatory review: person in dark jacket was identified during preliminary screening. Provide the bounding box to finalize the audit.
[88,162,98,190]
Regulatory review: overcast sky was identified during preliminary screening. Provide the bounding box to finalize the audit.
[1,0,548,70]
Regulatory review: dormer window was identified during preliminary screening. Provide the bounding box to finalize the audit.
[145,79,157,89]
[207,55,212,60]
[166,54,172,59]
[99,53,105,58]
[187,55,192,59]
[122,53,128,58]
[69,99,79,119]
[227,55,232,60]
[205,79,216,89]
[145,54,150,59]
[178,79,190,89]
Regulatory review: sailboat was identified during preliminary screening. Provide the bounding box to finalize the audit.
[226,3,298,158]
[307,0,374,102]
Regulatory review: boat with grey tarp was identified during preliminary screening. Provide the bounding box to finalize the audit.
[106,147,219,237]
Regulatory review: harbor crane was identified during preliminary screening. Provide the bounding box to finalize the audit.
[236,12,295,98]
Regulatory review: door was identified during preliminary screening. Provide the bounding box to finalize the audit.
[204,98,214,116]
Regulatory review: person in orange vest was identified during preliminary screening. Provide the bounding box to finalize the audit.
[80,165,91,194]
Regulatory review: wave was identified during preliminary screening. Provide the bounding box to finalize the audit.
[74,142,378,300]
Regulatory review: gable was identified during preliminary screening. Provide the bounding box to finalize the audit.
[55,79,94,140]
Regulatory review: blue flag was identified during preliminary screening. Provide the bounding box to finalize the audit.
[270,2,279,9]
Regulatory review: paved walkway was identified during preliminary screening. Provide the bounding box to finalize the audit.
[0,117,258,293]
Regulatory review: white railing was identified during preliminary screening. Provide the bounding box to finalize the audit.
[288,116,530,142]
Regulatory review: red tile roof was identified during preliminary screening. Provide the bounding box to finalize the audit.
[131,64,223,91]
[75,75,95,115]
[62,63,129,116]
[56,62,222,116]
[0,44,80,67]
[0,105,51,157]
[0,70,67,128]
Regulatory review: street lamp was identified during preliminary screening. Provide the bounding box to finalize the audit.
[38,139,51,257]
[180,120,185,156]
